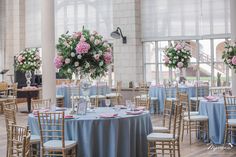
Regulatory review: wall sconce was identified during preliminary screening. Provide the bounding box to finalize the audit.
[110,27,127,44]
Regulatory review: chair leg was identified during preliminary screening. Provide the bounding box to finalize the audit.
[181,121,184,142]
[173,141,176,157]
[169,142,172,157]
[189,121,192,144]
[177,140,180,157]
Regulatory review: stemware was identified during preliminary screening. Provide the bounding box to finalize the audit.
[105,99,111,107]
[125,100,131,109]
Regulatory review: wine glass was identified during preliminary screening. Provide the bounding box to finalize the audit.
[130,102,135,111]
[126,100,131,109]
[105,99,111,107]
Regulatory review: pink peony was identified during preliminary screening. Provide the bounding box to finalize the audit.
[177,62,184,68]
[94,54,100,61]
[163,56,169,63]
[103,52,112,64]
[17,55,24,63]
[175,44,182,50]
[54,55,63,69]
[75,41,90,54]
[232,56,236,65]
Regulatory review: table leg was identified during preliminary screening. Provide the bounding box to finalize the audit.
[27,96,31,112]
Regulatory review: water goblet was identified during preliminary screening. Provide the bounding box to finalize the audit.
[105,99,111,107]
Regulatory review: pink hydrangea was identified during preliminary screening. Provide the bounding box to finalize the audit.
[232,56,236,65]
[104,52,112,64]
[17,55,24,63]
[175,44,182,50]
[54,55,63,69]
[75,41,90,54]
[177,62,184,68]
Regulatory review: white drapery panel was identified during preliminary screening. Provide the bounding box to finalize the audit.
[141,0,231,41]
[25,0,113,47]
[0,0,5,71]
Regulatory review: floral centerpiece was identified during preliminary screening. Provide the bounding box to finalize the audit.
[15,48,41,87]
[163,42,192,83]
[54,27,113,79]
[222,41,236,72]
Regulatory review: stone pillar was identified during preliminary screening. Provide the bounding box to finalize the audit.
[41,0,56,103]
[230,0,236,95]
[113,0,143,87]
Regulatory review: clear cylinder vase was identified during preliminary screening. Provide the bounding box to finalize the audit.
[25,71,32,87]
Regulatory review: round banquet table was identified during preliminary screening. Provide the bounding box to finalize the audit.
[28,107,153,157]
[199,99,236,144]
[149,85,198,112]
[56,85,111,107]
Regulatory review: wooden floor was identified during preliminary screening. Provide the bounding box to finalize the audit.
[0,103,235,157]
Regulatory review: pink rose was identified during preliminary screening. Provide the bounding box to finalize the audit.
[94,54,100,61]
[103,52,112,64]
[232,56,236,65]
[177,62,184,68]
[80,35,86,42]
[227,59,232,64]
[75,41,90,54]
[106,47,112,52]
[72,32,82,39]
[54,55,63,69]
[17,55,24,62]
[175,44,182,50]
[163,56,169,64]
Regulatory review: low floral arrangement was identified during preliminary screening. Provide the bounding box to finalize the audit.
[15,48,41,72]
[163,42,192,69]
[55,27,113,79]
[222,42,236,72]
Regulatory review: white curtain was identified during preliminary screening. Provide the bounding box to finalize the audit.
[141,0,230,41]
[0,0,5,71]
[25,0,113,47]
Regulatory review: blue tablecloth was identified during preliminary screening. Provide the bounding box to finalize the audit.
[149,85,196,112]
[199,99,227,144]
[28,108,153,157]
[56,85,111,107]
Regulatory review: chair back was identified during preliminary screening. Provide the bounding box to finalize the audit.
[31,99,51,110]
[116,81,122,96]
[178,93,190,118]
[4,108,16,135]
[135,82,149,109]
[163,100,173,130]
[37,112,65,149]
[3,101,17,110]
[56,95,64,107]
[96,81,108,95]
[164,83,178,99]
[8,124,31,157]
[224,96,236,122]
[196,85,209,97]
[8,83,18,98]
[0,82,8,96]
[171,102,182,139]
[210,87,226,96]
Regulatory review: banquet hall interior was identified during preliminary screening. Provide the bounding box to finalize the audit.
[1,0,236,157]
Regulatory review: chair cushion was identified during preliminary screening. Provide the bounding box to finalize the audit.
[184,111,199,116]
[150,97,158,100]
[184,115,208,121]
[30,135,40,144]
[190,97,204,101]
[44,140,77,150]
[228,119,236,126]
[90,95,106,99]
[106,93,121,97]
[153,126,169,133]
[147,133,176,141]
[166,98,177,101]
[56,95,64,99]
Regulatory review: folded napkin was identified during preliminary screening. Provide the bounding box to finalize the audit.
[33,109,50,116]
[55,107,67,111]
[64,115,74,119]
[204,96,219,102]
[115,105,127,109]
[135,107,145,111]
[99,113,118,118]
[126,110,143,115]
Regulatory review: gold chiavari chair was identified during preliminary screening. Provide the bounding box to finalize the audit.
[164,83,179,102]
[4,106,40,157]
[210,87,227,96]
[56,95,65,107]
[90,82,107,107]
[7,83,18,111]
[37,112,77,156]
[147,102,182,157]
[8,124,31,157]
[180,93,209,144]
[31,99,51,110]
[134,82,150,110]
[153,100,173,133]
[223,96,236,145]
[106,81,122,105]
[0,81,8,97]
[69,85,83,108]
[189,85,209,116]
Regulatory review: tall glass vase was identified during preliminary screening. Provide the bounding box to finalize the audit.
[25,71,32,87]
[80,74,92,113]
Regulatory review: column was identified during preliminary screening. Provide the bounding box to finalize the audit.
[41,0,56,103]
[230,0,236,95]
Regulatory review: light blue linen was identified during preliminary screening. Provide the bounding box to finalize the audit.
[149,85,196,112]
[56,85,111,107]
[199,99,226,144]
[28,108,153,157]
